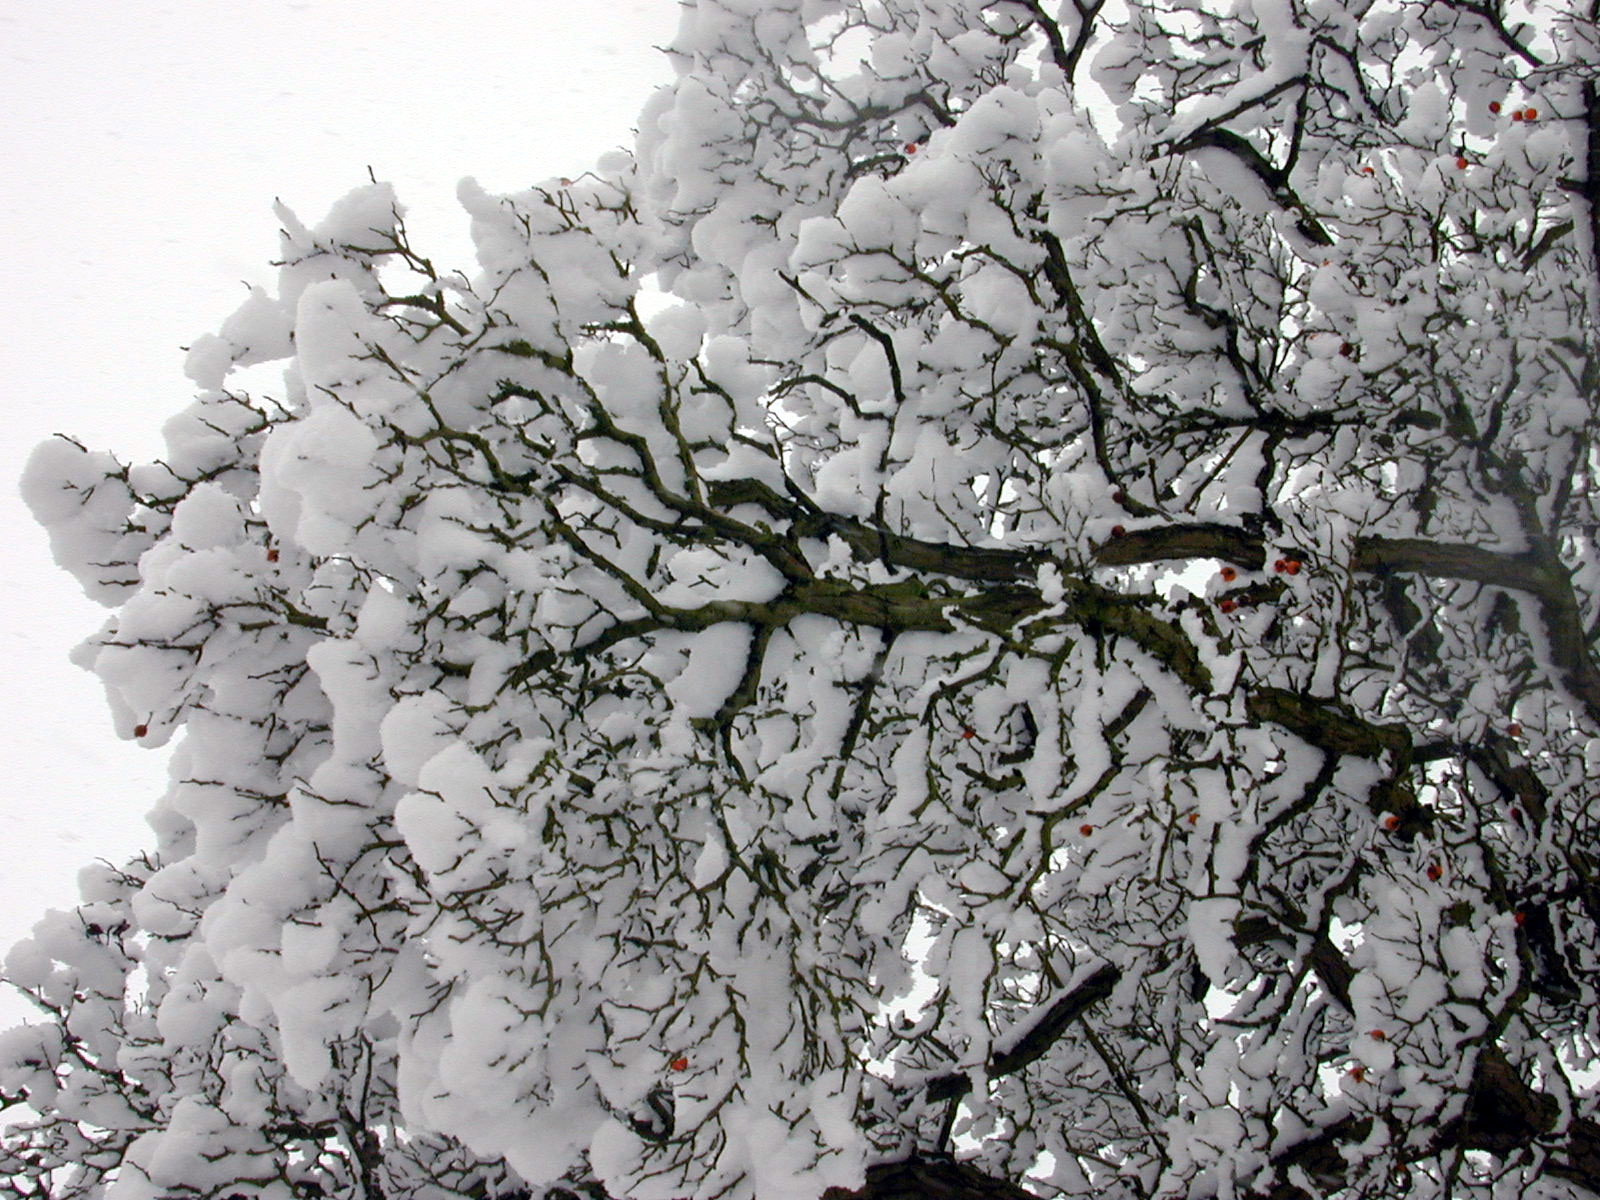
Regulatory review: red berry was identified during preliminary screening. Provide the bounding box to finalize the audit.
[1339,341,1355,357]
[1111,488,1126,505]
[1507,722,1522,737]
[904,142,918,154]
[1348,1065,1366,1081]
[1110,525,1126,538]
[1512,110,1524,121]
[1220,566,1238,582]
[1362,166,1375,175]
[1369,1029,1387,1041]
[1187,812,1199,825]
[266,548,280,563]
[1514,910,1527,926]
[669,1056,688,1072]
[961,727,976,740]
[1426,863,1443,882]
[1284,559,1302,575]
[1079,824,1095,836]
[1218,599,1237,613]
[133,724,149,738]
[1523,107,1537,120]
[1384,814,1401,831]
[1273,558,1288,573]
[1489,101,1502,113]
[1455,156,1469,169]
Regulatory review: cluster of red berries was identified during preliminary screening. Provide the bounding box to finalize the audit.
[1345,1033,1394,1083]
[1216,565,1245,613]
[1213,558,1309,615]
[1451,106,1543,173]
[1215,559,1305,615]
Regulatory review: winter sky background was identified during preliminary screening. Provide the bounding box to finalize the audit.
[0,0,681,1026]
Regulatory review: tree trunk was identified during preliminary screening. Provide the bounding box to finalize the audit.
[822,1155,1042,1200]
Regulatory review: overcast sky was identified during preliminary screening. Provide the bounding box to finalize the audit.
[0,0,680,1024]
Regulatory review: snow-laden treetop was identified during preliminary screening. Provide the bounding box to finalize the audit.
[6,1,1600,1199]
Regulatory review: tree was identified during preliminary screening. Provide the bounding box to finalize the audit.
[4,0,1599,1197]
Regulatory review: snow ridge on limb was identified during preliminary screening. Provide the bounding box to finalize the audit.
[6,0,1600,1198]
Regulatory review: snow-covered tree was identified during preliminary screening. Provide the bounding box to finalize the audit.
[6,1,1600,1198]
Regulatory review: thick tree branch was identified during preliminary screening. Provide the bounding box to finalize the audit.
[1243,686,1410,761]
[1169,126,1334,246]
[823,1155,1044,1200]
[1587,81,1600,294]
[1092,522,1263,568]
[922,963,1122,1104]
[1352,537,1600,724]
[1096,524,1600,727]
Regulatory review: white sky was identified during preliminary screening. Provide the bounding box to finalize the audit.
[0,0,680,1026]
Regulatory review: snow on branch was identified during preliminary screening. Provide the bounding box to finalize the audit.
[6,1,1600,1199]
